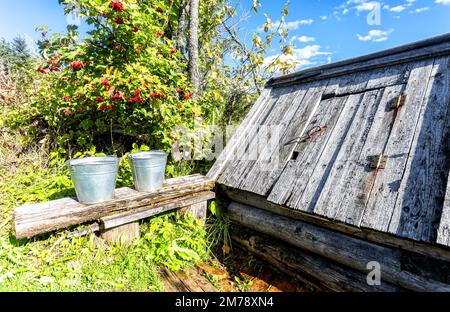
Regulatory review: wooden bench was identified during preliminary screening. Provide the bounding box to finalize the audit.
[13,174,215,243]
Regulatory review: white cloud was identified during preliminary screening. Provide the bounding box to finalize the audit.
[389,5,406,12]
[294,45,331,59]
[263,45,331,70]
[357,29,393,42]
[320,15,328,20]
[411,7,430,13]
[436,0,450,4]
[298,36,316,42]
[355,1,380,11]
[342,8,350,14]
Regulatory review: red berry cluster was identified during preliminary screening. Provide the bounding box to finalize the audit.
[70,60,85,71]
[109,1,125,12]
[150,92,165,99]
[128,96,145,103]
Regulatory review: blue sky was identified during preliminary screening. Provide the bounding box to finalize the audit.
[1,0,450,71]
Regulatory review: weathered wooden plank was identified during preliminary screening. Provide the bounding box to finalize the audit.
[331,85,406,225]
[100,191,215,229]
[160,267,192,292]
[388,56,450,242]
[240,81,328,196]
[100,222,140,245]
[188,267,218,292]
[227,201,450,291]
[437,172,450,247]
[316,89,383,222]
[216,87,288,186]
[228,84,307,190]
[13,175,215,239]
[286,93,363,212]
[161,266,217,292]
[179,201,208,222]
[230,224,402,292]
[268,95,348,205]
[208,88,272,180]
[219,185,450,262]
[361,59,436,231]
[335,62,410,95]
[267,36,450,88]
[269,64,411,209]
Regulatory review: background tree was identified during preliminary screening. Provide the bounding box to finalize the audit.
[188,0,200,98]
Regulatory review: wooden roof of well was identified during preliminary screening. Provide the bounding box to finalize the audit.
[209,33,450,248]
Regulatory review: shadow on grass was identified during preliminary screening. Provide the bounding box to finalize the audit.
[47,188,76,201]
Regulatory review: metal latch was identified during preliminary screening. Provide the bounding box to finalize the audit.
[367,155,388,169]
[390,95,406,110]
[299,125,328,143]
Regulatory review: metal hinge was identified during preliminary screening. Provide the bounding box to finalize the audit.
[390,95,407,110]
[367,154,388,169]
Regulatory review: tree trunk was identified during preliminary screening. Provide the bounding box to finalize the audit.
[174,0,188,55]
[188,0,200,97]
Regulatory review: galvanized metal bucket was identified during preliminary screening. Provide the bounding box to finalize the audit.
[66,156,119,204]
[128,151,168,192]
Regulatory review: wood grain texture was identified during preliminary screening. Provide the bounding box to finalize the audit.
[437,172,450,247]
[388,56,450,243]
[219,185,450,262]
[13,175,215,239]
[230,224,401,292]
[208,88,271,180]
[361,59,435,232]
[100,222,140,245]
[216,87,288,186]
[283,63,410,212]
[100,191,215,230]
[161,267,217,292]
[267,37,450,88]
[227,201,450,291]
[232,84,309,192]
[240,81,328,196]
[267,95,348,205]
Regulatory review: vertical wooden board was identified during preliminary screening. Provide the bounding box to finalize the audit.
[222,85,307,189]
[208,88,272,180]
[231,84,309,190]
[267,95,349,206]
[287,65,409,214]
[216,87,284,185]
[289,93,364,212]
[241,81,330,196]
[231,83,311,193]
[312,89,383,223]
[389,56,450,243]
[437,172,450,247]
[361,59,436,232]
[332,85,405,226]
[216,88,278,185]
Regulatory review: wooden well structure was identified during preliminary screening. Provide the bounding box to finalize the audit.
[209,34,450,291]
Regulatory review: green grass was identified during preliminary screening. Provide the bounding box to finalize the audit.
[0,126,212,292]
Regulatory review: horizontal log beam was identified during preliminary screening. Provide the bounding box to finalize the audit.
[227,201,450,291]
[230,224,401,292]
[14,175,215,239]
[219,185,450,262]
[100,191,215,229]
